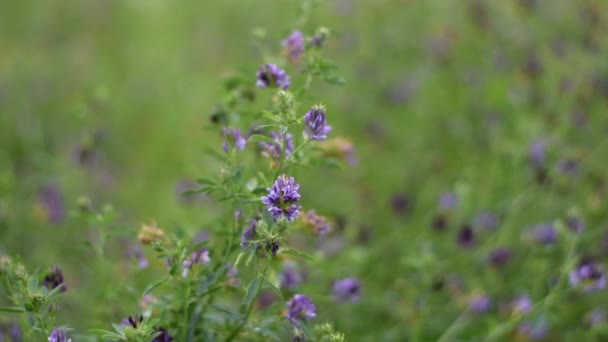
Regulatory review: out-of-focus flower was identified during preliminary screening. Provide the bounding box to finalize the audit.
[556,158,579,177]
[457,225,475,248]
[152,327,173,342]
[43,267,67,293]
[530,223,556,245]
[256,64,290,89]
[138,221,165,245]
[332,278,361,303]
[182,250,211,277]
[261,175,302,222]
[48,327,71,342]
[569,260,606,292]
[222,127,246,153]
[390,193,411,216]
[240,220,258,249]
[318,137,357,165]
[511,295,533,315]
[126,244,149,269]
[468,293,491,313]
[489,247,512,268]
[309,27,329,48]
[260,131,294,160]
[300,210,331,236]
[282,31,305,62]
[285,294,316,327]
[566,216,584,234]
[37,184,65,224]
[529,139,546,168]
[139,294,157,310]
[438,192,458,211]
[586,308,606,327]
[431,214,448,231]
[473,211,499,230]
[303,105,331,141]
[517,320,548,340]
[280,261,303,291]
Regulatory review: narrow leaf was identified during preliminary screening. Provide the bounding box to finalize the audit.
[0,306,25,313]
[247,134,275,143]
[143,277,170,296]
[196,178,216,186]
[281,248,315,261]
[242,276,262,305]
[262,275,283,300]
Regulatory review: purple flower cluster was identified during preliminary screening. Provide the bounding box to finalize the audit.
[280,261,303,291]
[182,249,211,277]
[153,327,173,342]
[240,219,258,249]
[261,175,302,222]
[468,293,491,313]
[126,244,149,269]
[569,260,606,292]
[38,184,65,224]
[285,294,316,327]
[511,295,533,315]
[332,278,361,303]
[48,328,71,342]
[222,127,246,153]
[302,210,331,236]
[282,31,305,61]
[43,267,67,293]
[530,223,556,245]
[260,131,294,159]
[256,64,290,89]
[303,105,331,141]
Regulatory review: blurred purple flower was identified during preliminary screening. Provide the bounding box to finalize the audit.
[474,211,499,230]
[256,64,290,89]
[468,293,491,313]
[569,260,606,292]
[431,214,448,231]
[391,193,410,216]
[222,127,246,153]
[72,144,98,168]
[566,216,584,234]
[260,131,294,159]
[280,262,303,291]
[530,223,556,245]
[511,295,533,315]
[43,267,67,293]
[48,328,71,342]
[457,225,475,249]
[332,278,361,303]
[302,210,331,236]
[38,184,65,224]
[529,139,546,168]
[489,247,512,268]
[126,244,149,269]
[517,320,548,340]
[586,308,606,327]
[285,294,316,327]
[282,31,305,62]
[303,105,331,141]
[261,175,302,222]
[438,192,458,211]
[556,158,579,177]
[240,219,258,249]
[152,327,173,342]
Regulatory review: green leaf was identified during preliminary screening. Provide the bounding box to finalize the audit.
[196,178,216,186]
[323,74,346,85]
[187,240,209,254]
[281,248,315,261]
[301,321,316,339]
[0,306,25,313]
[242,275,262,305]
[209,304,246,322]
[259,111,278,122]
[143,277,170,296]
[247,134,275,143]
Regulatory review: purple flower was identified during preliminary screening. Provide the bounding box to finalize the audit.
[182,250,211,277]
[222,127,246,153]
[265,240,280,257]
[302,210,331,236]
[391,193,411,216]
[517,321,548,340]
[511,295,533,315]
[468,293,491,313]
[457,225,475,248]
[240,220,257,249]
[569,260,606,292]
[48,328,71,342]
[438,192,458,210]
[256,64,290,89]
[586,308,606,327]
[285,294,316,327]
[282,31,305,61]
[72,144,98,168]
[332,278,361,303]
[261,175,302,222]
[529,139,545,168]
[530,223,556,245]
[280,262,303,291]
[38,184,65,224]
[489,247,512,268]
[43,267,67,293]
[153,327,173,342]
[556,158,579,177]
[126,244,149,269]
[431,214,448,231]
[303,105,331,141]
[260,131,294,159]
[566,216,584,234]
[473,211,499,230]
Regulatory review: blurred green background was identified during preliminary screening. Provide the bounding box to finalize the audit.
[2,0,608,340]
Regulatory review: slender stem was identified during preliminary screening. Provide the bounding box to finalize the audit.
[283,141,308,166]
[35,313,49,341]
[436,309,469,342]
[274,127,288,179]
[181,283,191,342]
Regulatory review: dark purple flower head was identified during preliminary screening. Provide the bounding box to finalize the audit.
[48,328,71,342]
[332,278,361,303]
[265,240,280,257]
[256,64,290,89]
[240,219,258,249]
[280,261,303,291]
[153,327,173,342]
[261,175,302,222]
[72,144,98,168]
[474,211,499,230]
[566,216,584,234]
[457,225,475,248]
[282,31,305,62]
[489,247,512,268]
[431,214,448,231]
[569,260,606,292]
[530,223,556,245]
[222,127,246,153]
[126,315,143,329]
[391,193,411,216]
[309,27,329,48]
[38,184,65,224]
[260,131,294,159]
[285,294,316,327]
[529,139,546,168]
[556,158,579,177]
[511,295,533,315]
[43,267,67,293]
[438,192,458,211]
[303,105,331,141]
[468,293,491,313]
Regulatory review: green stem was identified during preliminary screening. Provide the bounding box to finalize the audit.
[35,313,49,341]
[181,283,191,342]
